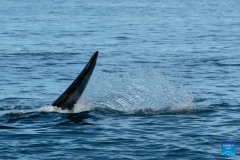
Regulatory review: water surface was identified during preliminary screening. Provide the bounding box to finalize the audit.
[0,0,240,159]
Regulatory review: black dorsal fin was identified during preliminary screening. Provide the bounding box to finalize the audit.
[52,51,98,110]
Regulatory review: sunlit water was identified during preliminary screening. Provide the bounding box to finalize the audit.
[0,0,240,159]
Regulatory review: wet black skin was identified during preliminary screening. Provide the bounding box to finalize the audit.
[52,51,98,110]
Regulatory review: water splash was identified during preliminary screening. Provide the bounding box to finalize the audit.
[82,68,196,114]
[73,100,94,113]
[36,100,93,114]
[36,105,71,113]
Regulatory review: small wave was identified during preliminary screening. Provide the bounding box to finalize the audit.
[124,103,198,115]
[130,106,201,116]
[0,110,37,124]
[94,103,201,116]
[0,125,17,129]
[210,102,230,107]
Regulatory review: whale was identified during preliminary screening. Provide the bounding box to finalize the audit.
[52,51,98,110]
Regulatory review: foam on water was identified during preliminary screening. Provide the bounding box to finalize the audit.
[36,100,94,114]
[36,105,71,113]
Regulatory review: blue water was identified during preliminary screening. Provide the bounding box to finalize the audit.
[1,0,240,159]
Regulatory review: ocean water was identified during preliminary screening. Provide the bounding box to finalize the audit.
[0,0,240,159]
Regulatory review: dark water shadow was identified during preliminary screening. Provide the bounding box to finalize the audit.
[63,111,94,125]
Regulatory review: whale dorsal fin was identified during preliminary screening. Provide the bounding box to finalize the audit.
[52,51,98,110]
